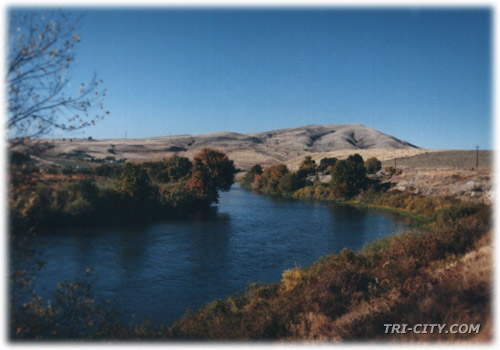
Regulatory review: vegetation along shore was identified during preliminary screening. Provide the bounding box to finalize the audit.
[9,150,492,341]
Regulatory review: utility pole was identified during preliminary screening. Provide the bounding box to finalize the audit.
[476,146,479,169]
[394,157,397,169]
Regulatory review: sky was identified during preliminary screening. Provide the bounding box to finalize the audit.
[8,8,493,149]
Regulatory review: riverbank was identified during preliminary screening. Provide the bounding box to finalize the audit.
[163,189,491,341]
[159,162,492,341]
[10,155,492,341]
[11,184,490,341]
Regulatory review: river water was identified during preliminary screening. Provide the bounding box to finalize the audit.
[28,184,414,325]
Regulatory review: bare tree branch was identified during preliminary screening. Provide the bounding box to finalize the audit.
[7,10,108,144]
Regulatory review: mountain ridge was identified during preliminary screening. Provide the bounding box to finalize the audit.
[20,124,421,170]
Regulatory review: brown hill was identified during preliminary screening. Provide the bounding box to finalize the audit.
[19,124,420,170]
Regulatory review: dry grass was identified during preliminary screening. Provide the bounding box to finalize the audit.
[14,124,422,170]
[383,168,493,204]
[381,150,492,170]
[322,232,492,342]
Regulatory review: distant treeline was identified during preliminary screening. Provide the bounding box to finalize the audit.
[240,154,392,200]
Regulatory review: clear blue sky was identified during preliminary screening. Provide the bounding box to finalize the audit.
[11,8,493,149]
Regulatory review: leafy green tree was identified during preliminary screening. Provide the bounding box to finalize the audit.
[318,157,337,173]
[364,157,382,174]
[163,155,192,182]
[149,156,192,183]
[118,163,154,202]
[330,154,367,198]
[297,156,317,178]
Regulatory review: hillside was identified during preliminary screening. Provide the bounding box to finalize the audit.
[18,124,419,170]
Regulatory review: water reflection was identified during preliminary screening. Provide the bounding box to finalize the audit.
[26,186,416,324]
[327,203,369,250]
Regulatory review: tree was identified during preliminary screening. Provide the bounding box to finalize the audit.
[162,155,192,182]
[364,157,382,174]
[249,164,263,176]
[318,157,337,173]
[240,164,263,189]
[145,156,193,183]
[118,163,154,202]
[330,154,367,198]
[297,156,317,178]
[7,11,108,141]
[187,149,236,203]
[278,172,303,195]
[259,164,289,196]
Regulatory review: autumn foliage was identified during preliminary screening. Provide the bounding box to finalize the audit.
[9,149,236,229]
[187,148,236,203]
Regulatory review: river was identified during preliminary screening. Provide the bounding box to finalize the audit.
[28,184,414,325]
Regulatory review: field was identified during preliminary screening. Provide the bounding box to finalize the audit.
[380,150,492,170]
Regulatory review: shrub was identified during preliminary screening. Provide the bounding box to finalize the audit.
[61,166,74,175]
[65,197,93,217]
[74,178,99,203]
[10,268,127,340]
[94,164,116,177]
[74,167,92,175]
[385,166,396,177]
[18,164,40,175]
[10,151,31,165]
[385,166,401,177]
[44,165,58,175]
[364,157,382,174]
